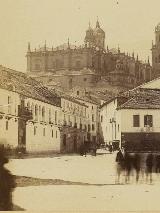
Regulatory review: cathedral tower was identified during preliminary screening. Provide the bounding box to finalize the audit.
[84,19,105,50]
[84,22,94,47]
[93,19,105,50]
[152,23,160,76]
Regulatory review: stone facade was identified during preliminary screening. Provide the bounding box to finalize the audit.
[27,20,153,89]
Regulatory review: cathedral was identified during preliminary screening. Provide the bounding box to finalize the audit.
[26,19,153,90]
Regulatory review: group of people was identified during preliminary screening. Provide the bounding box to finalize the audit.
[115,148,160,184]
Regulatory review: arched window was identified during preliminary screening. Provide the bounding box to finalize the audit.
[49,109,51,123]
[31,103,34,117]
[27,102,30,110]
[42,106,45,122]
[39,106,42,121]
[8,96,11,114]
[6,121,8,130]
[43,128,45,136]
[35,105,38,121]
[55,111,57,124]
[34,126,37,135]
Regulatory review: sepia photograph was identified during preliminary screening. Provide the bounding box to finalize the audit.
[0,0,160,211]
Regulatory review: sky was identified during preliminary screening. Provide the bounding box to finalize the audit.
[0,0,160,72]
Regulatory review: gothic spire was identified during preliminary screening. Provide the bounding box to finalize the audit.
[28,42,31,52]
[44,40,47,51]
[136,54,139,61]
[67,38,70,49]
[118,45,120,54]
[96,16,100,28]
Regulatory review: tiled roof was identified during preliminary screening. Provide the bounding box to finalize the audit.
[118,88,160,110]
[73,95,99,105]
[0,66,61,107]
[50,89,88,107]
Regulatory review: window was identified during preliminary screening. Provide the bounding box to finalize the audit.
[56,130,57,138]
[92,114,94,122]
[35,105,38,121]
[42,107,45,122]
[92,124,95,131]
[101,115,103,122]
[84,124,87,131]
[92,106,94,110]
[49,109,51,123]
[133,115,140,127]
[52,130,54,138]
[6,121,8,130]
[8,96,11,114]
[77,91,79,96]
[55,111,57,124]
[144,115,153,127]
[80,123,82,130]
[88,124,91,132]
[43,128,46,136]
[34,126,37,135]
[118,124,119,132]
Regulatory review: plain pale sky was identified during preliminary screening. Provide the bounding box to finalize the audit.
[0,0,160,72]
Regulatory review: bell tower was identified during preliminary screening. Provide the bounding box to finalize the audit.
[93,18,105,50]
[152,23,160,76]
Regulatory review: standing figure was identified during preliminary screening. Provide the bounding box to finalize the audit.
[0,147,15,210]
[155,155,160,174]
[146,153,153,184]
[124,151,132,184]
[133,153,141,183]
[115,148,125,184]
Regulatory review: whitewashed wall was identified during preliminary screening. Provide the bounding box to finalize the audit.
[0,88,20,147]
[120,109,160,133]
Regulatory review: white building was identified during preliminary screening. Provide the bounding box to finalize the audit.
[0,66,88,154]
[100,88,160,150]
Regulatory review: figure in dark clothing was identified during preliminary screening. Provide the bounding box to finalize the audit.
[133,153,141,183]
[124,152,132,184]
[109,145,113,153]
[146,153,153,183]
[91,144,97,156]
[115,149,124,184]
[0,147,15,210]
[79,144,84,156]
[155,155,160,174]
